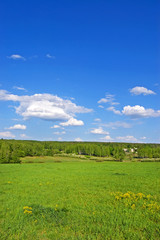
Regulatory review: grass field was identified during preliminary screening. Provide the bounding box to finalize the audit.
[0,160,160,239]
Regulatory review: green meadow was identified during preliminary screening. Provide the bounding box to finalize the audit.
[1,160,160,240]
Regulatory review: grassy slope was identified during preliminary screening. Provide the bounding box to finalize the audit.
[21,155,115,163]
[0,161,160,240]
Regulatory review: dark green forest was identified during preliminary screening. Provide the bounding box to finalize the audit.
[0,139,160,163]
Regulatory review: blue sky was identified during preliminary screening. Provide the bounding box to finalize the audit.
[0,0,159,143]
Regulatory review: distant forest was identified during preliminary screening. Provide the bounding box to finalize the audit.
[0,139,160,163]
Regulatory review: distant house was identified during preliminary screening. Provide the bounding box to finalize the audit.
[123,148,128,152]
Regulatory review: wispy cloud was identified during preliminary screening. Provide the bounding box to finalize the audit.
[94,118,101,122]
[0,131,15,138]
[107,106,121,115]
[116,135,138,142]
[20,133,27,138]
[98,105,104,108]
[140,136,147,140]
[29,55,38,59]
[7,54,26,60]
[46,54,55,59]
[98,94,119,105]
[53,131,66,135]
[130,86,156,95]
[102,121,132,129]
[58,137,62,141]
[51,125,61,129]
[13,86,27,91]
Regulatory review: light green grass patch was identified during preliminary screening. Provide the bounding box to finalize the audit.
[0,161,160,239]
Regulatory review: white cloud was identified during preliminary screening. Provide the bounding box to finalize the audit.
[98,105,104,108]
[94,118,101,122]
[107,106,121,115]
[100,135,113,141]
[13,86,27,91]
[122,105,160,118]
[140,136,147,140]
[53,131,66,135]
[98,94,119,105]
[51,125,61,129]
[6,124,26,130]
[20,134,27,138]
[130,86,156,95]
[46,54,55,59]
[74,137,83,141]
[58,137,62,141]
[98,98,109,104]
[0,90,92,124]
[12,118,23,121]
[7,54,25,60]
[91,127,109,135]
[0,131,15,138]
[102,121,132,129]
[60,117,84,126]
[116,135,138,142]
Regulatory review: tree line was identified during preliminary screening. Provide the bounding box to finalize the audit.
[0,139,160,163]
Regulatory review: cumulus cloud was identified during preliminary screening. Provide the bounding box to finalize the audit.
[6,124,26,130]
[7,54,25,60]
[100,135,113,141]
[0,131,15,138]
[130,86,156,95]
[107,106,121,115]
[74,137,83,142]
[60,118,84,126]
[91,127,109,135]
[122,105,160,118]
[0,89,92,124]
[116,135,138,142]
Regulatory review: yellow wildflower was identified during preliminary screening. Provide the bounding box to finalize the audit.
[131,204,135,209]
[115,196,120,200]
[123,193,130,198]
[146,194,151,199]
[136,193,144,199]
[23,206,32,210]
[24,209,32,214]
